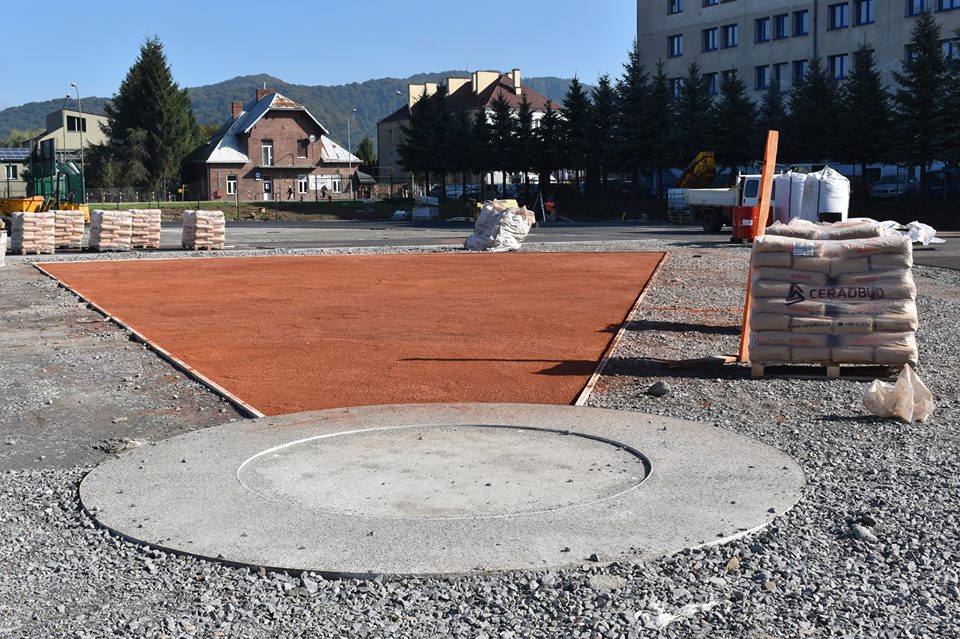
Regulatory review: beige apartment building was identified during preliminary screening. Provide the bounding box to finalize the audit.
[638,0,960,97]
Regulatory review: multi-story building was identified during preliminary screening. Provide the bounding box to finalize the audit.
[638,1,960,97]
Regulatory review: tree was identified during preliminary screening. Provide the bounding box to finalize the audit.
[561,76,593,199]
[894,10,948,198]
[648,62,673,201]
[354,136,378,175]
[757,81,788,146]
[512,94,536,199]
[468,108,492,199]
[614,42,652,199]
[711,70,756,174]
[103,36,200,190]
[397,88,434,192]
[533,102,563,199]
[785,57,840,162]
[488,95,514,194]
[0,128,43,147]
[670,62,714,169]
[590,74,617,200]
[940,29,960,168]
[841,43,892,200]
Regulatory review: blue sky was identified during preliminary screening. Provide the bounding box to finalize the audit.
[0,1,636,110]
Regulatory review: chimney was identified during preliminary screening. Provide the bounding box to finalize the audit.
[231,101,243,119]
[256,88,273,102]
[512,69,522,95]
[447,77,469,94]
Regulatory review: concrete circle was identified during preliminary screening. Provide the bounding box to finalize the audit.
[237,424,648,519]
[80,404,805,577]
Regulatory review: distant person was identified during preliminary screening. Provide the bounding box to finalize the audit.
[287,186,294,200]
[545,196,557,222]
[320,185,328,198]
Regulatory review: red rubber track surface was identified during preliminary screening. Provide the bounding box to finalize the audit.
[41,253,664,416]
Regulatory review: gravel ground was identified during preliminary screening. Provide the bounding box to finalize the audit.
[1,240,958,638]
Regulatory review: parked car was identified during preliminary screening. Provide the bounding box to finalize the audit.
[925,170,960,201]
[870,174,917,199]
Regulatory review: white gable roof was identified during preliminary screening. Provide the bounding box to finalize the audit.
[320,135,360,163]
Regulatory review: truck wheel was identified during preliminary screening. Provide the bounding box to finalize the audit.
[701,210,724,233]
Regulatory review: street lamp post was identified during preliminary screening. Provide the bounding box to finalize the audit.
[71,83,85,203]
[60,94,70,203]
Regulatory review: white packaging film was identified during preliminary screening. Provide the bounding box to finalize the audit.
[182,210,226,250]
[130,209,162,249]
[89,210,133,251]
[53,210,85,249]
[11,211,56,254]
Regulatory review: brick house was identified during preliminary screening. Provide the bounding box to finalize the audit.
[184,89,359,201]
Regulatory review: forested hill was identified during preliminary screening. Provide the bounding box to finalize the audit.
[0,73,579,146]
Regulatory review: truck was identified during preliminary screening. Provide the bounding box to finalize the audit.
[667,173,775,233]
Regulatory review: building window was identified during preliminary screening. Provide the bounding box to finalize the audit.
[793,10,810,36]
[703,72,718,95]
[670,77,683,97]
[226,175,237,195]
[261,140,274,166]
[773,62,789,88]
[721,23,738,48]
[773,14,789,39]
[668,34,683,57]
[332,176,342,194]
[4,164,17,180]
[793,59,809,82]
[829,3,849,29]
[904,44,917,62]
[829,53,849,79]
[855,0,876,23]
[907,0,928,15]
[669,0,682,14]
[703,0,719,5]
[298,174,308,194]
[66,116,87,132]
[297,139,309,158]
[721,69,738,85]
[702,28,718,51]
[939,0,959,9]
[755,17,771,42]
[755,65,770,90]
[943,38,959,58]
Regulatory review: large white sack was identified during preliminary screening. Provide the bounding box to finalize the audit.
[773,171,806,223]
[800,166,850,221]
[464,201,535,252]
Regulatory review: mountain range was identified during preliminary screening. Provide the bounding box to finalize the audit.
[0,72,579,149]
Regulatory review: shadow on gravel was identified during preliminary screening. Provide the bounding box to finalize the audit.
[602,356,752,380]
[626,319,741,335]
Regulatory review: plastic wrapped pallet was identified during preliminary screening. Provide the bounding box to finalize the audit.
[748,225,917,368]
[53,210,86,249]
[10,211,55,254]
[130,208,162,249]
[182,210,225,250]
[89,210,133,251]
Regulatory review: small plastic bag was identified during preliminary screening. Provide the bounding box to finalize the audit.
[862,364,935,422]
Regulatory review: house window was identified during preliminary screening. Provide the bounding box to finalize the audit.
[829,3,849,29]
[793,59,809,82]
[756,17,770,42]
[66,116,87,132]
[755,65,770,90]
[855,0,875,24]
[669,0,682,14]
[702,28,718,51]
[939,0,959,9]
[773,14,789,39]
[721,23,738,48]
[703,72,718,95]
[298,174,308,194]
[793,10,810,35]
[773,62,789,88]
[226,175,237,196]
[668,34,683,57]
[261,140,274,166]
[297,139,309,158]
[907,0,928,15]
[4,164,17,180]
[332,176,342,194]
[829,53,849,79]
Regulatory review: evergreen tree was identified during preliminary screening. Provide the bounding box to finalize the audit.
[513,94,536,200]
[447,109,474,195]
[426,84,451,196]
[648,62,673,200]
[590,74,617,200]
[488,95,514,194]
[397,88,433,189]
[785,57,840,162]
[561,76,593,199]
[355,136,378,174]
[711,71,756,174]
[533,102,563,199]
[757,81,787,146]
[615,42,652,199]
[894,10,948,198]
[103,36,200,191]
[841,43,892,199]
[941,29,960,168]
[469,109,493,199]
[670,62,713,169]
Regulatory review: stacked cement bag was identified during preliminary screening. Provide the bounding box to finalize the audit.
[10,212,55,254]
[773,171,806,223]
[89,210,133,251]
[130,209,161,249]
[749,221,917,367]
[182,210,225,250]
[464,201,536,252]
[799,166,850,222]
[53,210,85,249]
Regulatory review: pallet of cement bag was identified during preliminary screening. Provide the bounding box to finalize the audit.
[182,210,225,250]
[130,209,161,249]
[53,210,86,249]
[89,210,133,251]
[10,211,55,254]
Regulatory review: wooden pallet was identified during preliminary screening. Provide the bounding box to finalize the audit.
[751,363,899,380]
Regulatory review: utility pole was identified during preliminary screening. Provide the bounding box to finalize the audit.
[71,83,85,203]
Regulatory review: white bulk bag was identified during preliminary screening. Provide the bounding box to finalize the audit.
[773,171,806,223]
[800,166,850,222]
